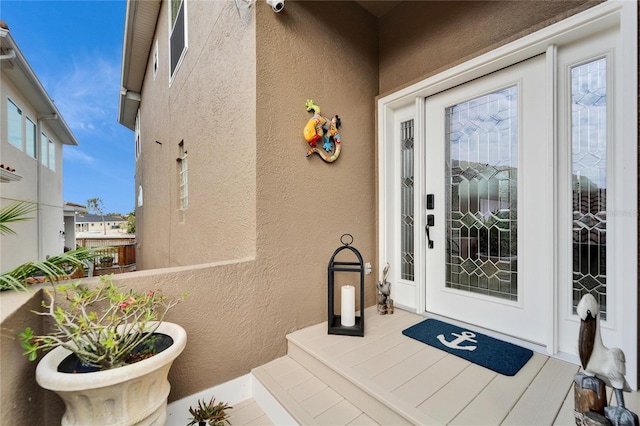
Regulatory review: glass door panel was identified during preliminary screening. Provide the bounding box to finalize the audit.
[425,54,549,344]
[446,86,518,301]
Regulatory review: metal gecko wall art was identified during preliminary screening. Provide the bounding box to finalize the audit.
[303,99,341,163]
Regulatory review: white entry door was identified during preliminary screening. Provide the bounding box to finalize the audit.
[424,55,551,345]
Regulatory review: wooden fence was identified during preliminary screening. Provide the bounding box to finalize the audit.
[75,238,136,270]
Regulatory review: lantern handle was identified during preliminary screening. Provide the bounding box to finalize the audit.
[340,233,354,246]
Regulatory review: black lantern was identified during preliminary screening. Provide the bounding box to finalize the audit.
[327,234,364,336]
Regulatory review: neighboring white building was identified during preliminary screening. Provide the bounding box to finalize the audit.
[0,21,79,273]
[75,213,128,236]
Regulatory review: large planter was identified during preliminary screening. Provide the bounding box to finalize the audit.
[35,322,187,426]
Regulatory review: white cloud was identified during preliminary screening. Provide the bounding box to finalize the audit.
[49,50,121,136]
[64,146,96,165]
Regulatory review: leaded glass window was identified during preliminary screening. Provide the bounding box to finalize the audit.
[571,58,607,319]
[401,120,414,281]
[445,86,519,300]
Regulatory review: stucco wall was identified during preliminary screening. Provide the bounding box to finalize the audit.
[136,1,256,269]
[132,0,379,402]
[378,0,602,95]
[254,0,379,341]
[0,289,50,425]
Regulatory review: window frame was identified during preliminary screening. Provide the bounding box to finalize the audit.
[48,138,56,171]
[7,98,23,150]
[40,132,49,167]
[178,140,188,214]
[25,116,37,159]
[169,0,187,83]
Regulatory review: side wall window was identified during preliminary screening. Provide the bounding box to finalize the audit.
[40,132,48,167]
[178,140,188,212]
[48,139,56,171]
[153,40,159,81]
[7,98,23,150]
[26,117,37,159]
[135,109,141,161]
[170,0,186,79]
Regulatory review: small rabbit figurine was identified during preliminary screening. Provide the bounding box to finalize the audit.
[376,263,393,315]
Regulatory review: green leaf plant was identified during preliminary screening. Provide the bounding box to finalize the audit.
[187,397,232,426]
[0,200,101,291]
[19,276,187,370]
[0,247,99,291]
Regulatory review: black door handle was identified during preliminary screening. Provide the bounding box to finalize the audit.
[426,214,434,249]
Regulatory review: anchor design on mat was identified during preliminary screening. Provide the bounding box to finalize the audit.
[437,330,478,351]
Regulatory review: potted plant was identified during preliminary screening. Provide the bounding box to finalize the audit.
[188,397,232,426]
[19,276,188,425]
[98,254,114,267]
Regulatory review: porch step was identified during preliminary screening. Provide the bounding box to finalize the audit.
[252,306,590,425]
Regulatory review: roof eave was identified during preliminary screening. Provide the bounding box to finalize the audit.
[118,0,161,131]
[0,30,79,146]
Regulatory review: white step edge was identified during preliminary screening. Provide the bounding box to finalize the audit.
[251,370,299,426]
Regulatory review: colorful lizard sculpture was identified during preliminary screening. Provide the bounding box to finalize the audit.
[303,99,341,163]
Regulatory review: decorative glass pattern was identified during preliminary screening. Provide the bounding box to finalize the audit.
[401,120,414,281]
[445,86,518,300]
[571,58,607,319]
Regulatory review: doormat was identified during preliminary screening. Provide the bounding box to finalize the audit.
[402,319,533,376]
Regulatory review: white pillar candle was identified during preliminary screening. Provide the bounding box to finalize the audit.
[341,285,356,326]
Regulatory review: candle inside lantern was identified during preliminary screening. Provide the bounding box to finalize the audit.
[341,285,356,326]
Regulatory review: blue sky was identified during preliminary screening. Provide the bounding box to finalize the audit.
[2,0,134,215]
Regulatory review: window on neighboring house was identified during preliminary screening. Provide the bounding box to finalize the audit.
[7,98,22,150]
[40,132,49,167]
[26,117,37,159]
[178,141,188,214]
[170,0,186,79]
[135,109,141,160]
[48,139,56,171]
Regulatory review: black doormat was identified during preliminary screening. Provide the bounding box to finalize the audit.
[402,319,533,376]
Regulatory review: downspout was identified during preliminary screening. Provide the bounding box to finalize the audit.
[37,114,58,261]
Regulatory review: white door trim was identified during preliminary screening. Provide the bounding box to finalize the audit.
[377,0,637,388]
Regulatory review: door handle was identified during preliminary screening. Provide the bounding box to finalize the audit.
[426,214,434,249]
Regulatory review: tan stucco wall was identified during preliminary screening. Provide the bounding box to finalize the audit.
[133,0,379,402]
[378,0,602,95]
[0,289,52,425]
[136,1,256,269]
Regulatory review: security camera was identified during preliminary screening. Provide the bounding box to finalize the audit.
[266,0,283,12]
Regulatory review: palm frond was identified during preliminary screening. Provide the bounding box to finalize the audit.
[0,201,38,236]
[0,247,102,292]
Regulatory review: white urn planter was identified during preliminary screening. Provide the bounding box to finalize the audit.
[35,322,187,426]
